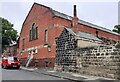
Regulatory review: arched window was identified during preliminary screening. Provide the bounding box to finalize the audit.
[29,23,38,41]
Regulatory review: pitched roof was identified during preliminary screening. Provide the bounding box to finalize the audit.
[64,27,102,42]
[77,31,101,41]
[64,27,76,35]
[52,10,120,36]
[21,3,120,36]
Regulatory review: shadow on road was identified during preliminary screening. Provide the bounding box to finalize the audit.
[2,68,20,70]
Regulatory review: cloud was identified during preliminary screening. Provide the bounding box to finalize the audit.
[0,2,33,34]
[77,2,118,29]
[0,1,119,35]
[118,1,120,24]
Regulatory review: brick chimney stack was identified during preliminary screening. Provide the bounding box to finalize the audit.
[72,5,78,33]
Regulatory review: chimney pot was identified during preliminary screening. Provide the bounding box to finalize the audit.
[72,5,78,33]
[74,5,77,17]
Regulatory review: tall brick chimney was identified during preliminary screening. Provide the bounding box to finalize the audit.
[72,5,78,33]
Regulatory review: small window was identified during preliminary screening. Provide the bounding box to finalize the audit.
[96,30,99,37]
[22,39,25,50]
[35,49,38,53]
[45,29,48,43]
[30,30,32,40]
[48,46,51,52]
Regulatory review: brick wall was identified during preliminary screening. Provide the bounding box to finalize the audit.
[53,16,120,41]
[20,58,55,68]
[17,3,120,68]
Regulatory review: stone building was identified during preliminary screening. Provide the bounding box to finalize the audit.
[55,27,101,67]
[17,3,120,68]
[55,27,120,80]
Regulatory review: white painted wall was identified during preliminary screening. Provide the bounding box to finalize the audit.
[77,40,99,48]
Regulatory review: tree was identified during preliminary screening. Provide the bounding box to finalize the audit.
[113,25,120,48]
[112,25,120,34]
[0,17,18,53]
[115,41,120,49]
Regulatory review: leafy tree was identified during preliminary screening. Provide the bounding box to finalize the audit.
[112,25,120,34]
[0,17,18,53]
[115,41,120,49]
[113,25,120,48]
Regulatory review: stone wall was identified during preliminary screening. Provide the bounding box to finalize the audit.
[79,48,120,79]
[55,46,120,79]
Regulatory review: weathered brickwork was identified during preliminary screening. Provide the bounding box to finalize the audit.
[17,3,120,68]
[20,58,55,68]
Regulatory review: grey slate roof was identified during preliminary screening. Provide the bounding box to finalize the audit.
[64,27,76,35]
[64,27,102,42]
[22,3,120,37]
[77,31,102,41]
[52,10,120,36]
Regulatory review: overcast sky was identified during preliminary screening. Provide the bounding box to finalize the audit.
[0,0,119,35]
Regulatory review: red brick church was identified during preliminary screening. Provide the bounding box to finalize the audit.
[17,2,120,68]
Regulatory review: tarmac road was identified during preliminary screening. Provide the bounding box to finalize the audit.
[2,68,67,80]
[0,57,73,81]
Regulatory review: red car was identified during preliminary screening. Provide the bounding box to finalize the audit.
[1,56,20,69]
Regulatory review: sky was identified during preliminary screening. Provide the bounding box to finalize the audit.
[118,1,120,24]
[0,0,120,35]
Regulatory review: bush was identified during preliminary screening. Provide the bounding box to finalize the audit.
[115,41,120,48]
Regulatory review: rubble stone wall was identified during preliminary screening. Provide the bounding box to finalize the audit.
[79,49,120,79]
[55,47,120,79]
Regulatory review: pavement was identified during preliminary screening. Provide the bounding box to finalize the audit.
[20,66,117,82]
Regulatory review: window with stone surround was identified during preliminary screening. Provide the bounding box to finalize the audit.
[29,23,38,41]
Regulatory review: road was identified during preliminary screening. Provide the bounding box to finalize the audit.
[2,68,69,80]
[0,57,73,81]
[0,58,117,82]
[2,69,65,80]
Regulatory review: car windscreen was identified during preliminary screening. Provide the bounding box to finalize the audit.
[8,57,18,61]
